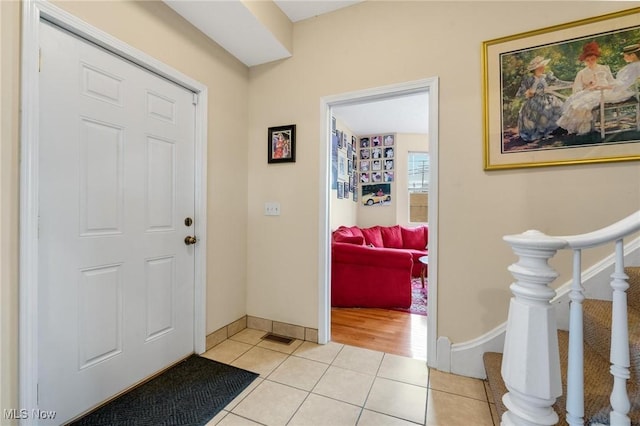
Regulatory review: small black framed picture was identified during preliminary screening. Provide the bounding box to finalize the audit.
[268,124,296,164]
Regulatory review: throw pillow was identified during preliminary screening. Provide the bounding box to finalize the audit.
[332,226,353,242]
[380,225,403,248]
[361,226,384,247]
[334,235,365,245]
[401,226,427,250]
[348,226,365,239]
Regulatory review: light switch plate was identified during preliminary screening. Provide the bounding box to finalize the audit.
[264,202,280,216]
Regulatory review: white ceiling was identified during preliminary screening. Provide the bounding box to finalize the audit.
[164,0,362,66]
[274,0,363,22]
[332,92,429,135]
[164,0,292,67]
[164,0,427,135]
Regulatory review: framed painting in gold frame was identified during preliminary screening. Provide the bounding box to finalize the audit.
[482,7,640,170]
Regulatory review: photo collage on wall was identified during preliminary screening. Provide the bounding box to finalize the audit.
[334,127,358,202]
[359,134,394,206]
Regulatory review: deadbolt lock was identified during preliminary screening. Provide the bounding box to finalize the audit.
[184,217,193,226]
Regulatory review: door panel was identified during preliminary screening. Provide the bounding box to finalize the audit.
[79,118,124,235]
[38,21,196,423]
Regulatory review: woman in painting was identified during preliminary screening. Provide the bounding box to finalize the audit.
[272,133,284,159]
[558,42,640,135]
[272,132,291,159]
[556,41,616,135]
[613,43,640,98]
[515,55,568,141]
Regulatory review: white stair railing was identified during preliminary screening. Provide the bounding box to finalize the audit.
[501,211,640,426]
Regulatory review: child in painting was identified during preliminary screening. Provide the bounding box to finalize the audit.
[515,56,568,141]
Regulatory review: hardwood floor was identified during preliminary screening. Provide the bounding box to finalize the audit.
[330,308,427,360]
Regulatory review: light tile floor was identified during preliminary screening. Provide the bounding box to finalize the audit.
[203,328,498,426]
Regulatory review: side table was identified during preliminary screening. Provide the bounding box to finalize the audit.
[418,255,428,288]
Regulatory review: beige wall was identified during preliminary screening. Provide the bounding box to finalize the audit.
[247,1,640,339]
[1,0,250,412]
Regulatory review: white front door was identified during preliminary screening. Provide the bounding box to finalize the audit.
[38,21,196,423]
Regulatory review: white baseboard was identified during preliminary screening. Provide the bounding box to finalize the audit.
[436,237,640,379]
[445,324,505,379]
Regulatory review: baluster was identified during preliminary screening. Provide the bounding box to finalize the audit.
[566,249,585,425]
[502,230,565,426]
[610,239,630,425]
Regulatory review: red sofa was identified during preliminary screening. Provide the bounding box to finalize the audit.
[331,224,428,309]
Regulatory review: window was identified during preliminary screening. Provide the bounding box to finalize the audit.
[408,152,429,223]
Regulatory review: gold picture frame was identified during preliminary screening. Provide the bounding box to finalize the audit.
[482,7,640,170]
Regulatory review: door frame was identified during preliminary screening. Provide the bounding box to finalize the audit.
[318,77,439,367]
[19,0,208,413]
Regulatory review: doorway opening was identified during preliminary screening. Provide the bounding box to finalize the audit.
[318,78,439,367]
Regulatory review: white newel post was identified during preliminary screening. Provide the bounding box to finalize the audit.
[501,230,567,426]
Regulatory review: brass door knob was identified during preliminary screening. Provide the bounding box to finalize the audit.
[184,236,197,245]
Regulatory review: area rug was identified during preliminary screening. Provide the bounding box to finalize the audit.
[69,355,258,426]
[390,277,428,316]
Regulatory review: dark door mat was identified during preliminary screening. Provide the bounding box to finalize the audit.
[68,355,258,426]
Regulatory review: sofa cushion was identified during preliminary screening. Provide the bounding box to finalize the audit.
[380,225,403,249]
[335,235,365,245]
[332,226,353,242]
[348,226,365,240]
[401,226,428,250]
[361,226,384,247]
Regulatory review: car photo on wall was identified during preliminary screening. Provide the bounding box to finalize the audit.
[361,183,391,206]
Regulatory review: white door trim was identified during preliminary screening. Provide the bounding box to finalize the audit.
[318,77,440,368]
[20,0,208,414]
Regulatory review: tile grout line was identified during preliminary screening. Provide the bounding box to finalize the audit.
[208,330,493,425]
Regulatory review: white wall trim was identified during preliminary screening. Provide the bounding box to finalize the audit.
[318,77,439,364]
[448,324,506,379]
[441,235,640,379]
[317,101,332,344]
[19,0,208,415]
